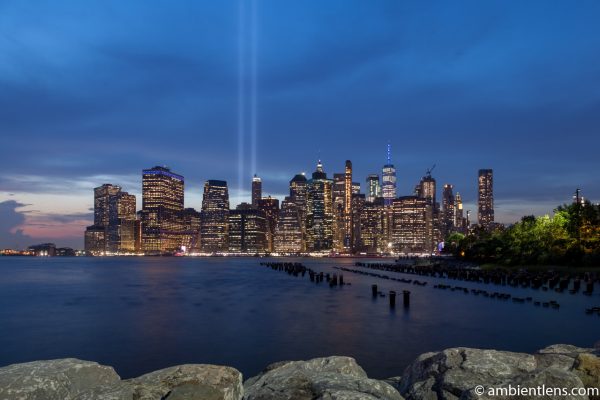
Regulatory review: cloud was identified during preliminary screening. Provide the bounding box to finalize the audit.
[0,200,32,249]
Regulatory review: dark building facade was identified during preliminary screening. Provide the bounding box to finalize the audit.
[199,180,230,252]
[228,205,268,253]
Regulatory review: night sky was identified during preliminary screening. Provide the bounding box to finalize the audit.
[1,1,599,249]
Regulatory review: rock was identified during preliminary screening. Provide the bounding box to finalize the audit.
[399,346,598,400]
[243,356,403,400]
[129,364,243,400]
[574,353,600,394]
[0,358,120,400]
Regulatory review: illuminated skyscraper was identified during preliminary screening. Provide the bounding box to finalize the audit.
[274,197,303,253]
[360,197,386,254]
[332,173,345,252]
[344,160,353,252]
[478,169,494,228]
[289,173,308,251]
[140,166,185,254]
[228,204,268,253]
[382,143,397,206]
[441,184,455,236]
[391,196,433,254]
[306,160,333,251]
[85,184,137,255]
[366,174,381,203]
[200,180,230,252]
[257,196,279,252]
[251,174,262,208]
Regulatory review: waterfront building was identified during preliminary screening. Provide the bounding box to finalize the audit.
[391,196,433,254]
[181,208,201,252]
[228,204,268,253]
[257,196,280,252]
[85,184,136,255]
[274,197,303,253]
[366,174,381,203]
[200,180,230,252]
[478,169,494,228]
[251,174,262,208]
[382,144,397,206]
[306,160,334,251]
[140,166,185,254]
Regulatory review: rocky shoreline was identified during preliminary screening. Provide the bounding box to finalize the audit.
[0,344,598,400]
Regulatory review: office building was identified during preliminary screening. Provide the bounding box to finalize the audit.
[478,169,494,228]
[85,184,136,255]
[382,143,397,206]
[140,166,185,254]
[228,205,268,253]
[200,180,230,252]
[251,174,262,208]
[366,174,381,203]
[274,197,303,253]
[391,196,433,254]
[257,196,279,252]
[306,160,333,251]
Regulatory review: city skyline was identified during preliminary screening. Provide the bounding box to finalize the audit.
[1,1,600,248]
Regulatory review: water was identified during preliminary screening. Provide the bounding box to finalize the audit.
[0,257,599,380]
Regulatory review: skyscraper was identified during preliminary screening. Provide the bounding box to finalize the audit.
[274,197,303,254]
[289,173,308,251]
[391,196,433,254]
[199,180,230,252]
[360,197,386,254]
[332,173,345,252]
[478,169,494,228]
[140,166,185,254]
[306,160,333,251]
[441,184,455,236]
[344,160,353,252]
[251,174,262,208]
[257,196,280,252]
[228,205,268,253]
[85,184,136,255]
[382,143,397,206]
[366,174,381,203]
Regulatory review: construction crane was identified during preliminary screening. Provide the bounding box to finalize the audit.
[425,164,436,178]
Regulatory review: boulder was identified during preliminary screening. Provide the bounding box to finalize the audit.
[0,358,120,400]
[128,364,243,400]
[399,345,598,400]
[243,356,403,400]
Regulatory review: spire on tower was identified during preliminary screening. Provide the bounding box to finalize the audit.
[387,143,392,165]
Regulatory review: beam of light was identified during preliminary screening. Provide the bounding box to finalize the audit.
[237,0,246,198]
[249,0,258,177]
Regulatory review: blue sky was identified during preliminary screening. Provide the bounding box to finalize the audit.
[1,0,599,248]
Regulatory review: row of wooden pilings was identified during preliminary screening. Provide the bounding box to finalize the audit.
[355,262,597,296]
[259,262,348,288]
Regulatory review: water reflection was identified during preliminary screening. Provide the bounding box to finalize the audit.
[0,257,598,379]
